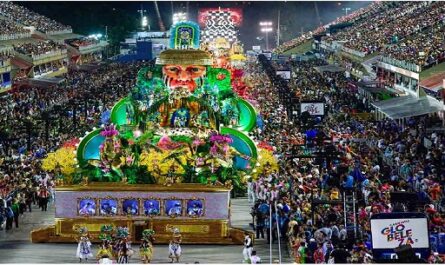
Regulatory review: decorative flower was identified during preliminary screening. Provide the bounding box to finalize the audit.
[41,147,77,177]
[157,135,183,150]
[209,133,233,144]
[192,138,205,147]
[100,124,119,137]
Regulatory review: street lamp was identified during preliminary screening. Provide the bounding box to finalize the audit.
[172,12,187,25]
[259,21,273,51]
[342,7,351,16]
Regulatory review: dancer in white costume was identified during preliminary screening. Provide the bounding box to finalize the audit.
[168,228,182,263]
[242,232,253,262]
[76,227,93,262]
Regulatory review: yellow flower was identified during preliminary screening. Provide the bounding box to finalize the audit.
[252,148,279,179]
[42,147,77,177]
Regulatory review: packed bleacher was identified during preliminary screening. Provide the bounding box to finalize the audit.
[13,40,66,58]
[0,19,31,41]
[383,19,445,68]
[321,1,445,69]
[0,60,153,231]
[67,38,100,48]
[0,2,72,34]
[277,1,445,72]
[273,2,382,54]
[245,55,445,263]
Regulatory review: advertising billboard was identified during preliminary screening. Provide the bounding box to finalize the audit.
[300,102,325,116]
[371,218,429,249]
[370,213,430,260]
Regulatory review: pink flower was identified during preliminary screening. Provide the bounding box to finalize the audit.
[210,133,233,144]
[100,124,119,137]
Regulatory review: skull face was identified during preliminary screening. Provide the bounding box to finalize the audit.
[162,64,206,96]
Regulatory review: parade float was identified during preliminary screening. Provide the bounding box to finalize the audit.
[31,21,277,245]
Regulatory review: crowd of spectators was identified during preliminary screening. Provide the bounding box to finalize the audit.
[13,40,66,58]
[383,18,445,68]
[273,2,382,54]
[0,2,71,34]
[0,60,153,231]
[67,38,100,49]
[278,1,445,72]
[321,1,445,70]
[244,55,445,263]
[0,19,31,40]
[0,50,14,67]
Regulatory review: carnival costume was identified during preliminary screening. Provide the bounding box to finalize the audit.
[139,229,155,263]
[97,228,114,261]
[116,227,133,264]
[168,228,182,263]
[76,227,93,262]
[242,234,253,262]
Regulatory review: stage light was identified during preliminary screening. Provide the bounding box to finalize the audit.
[142,16,148,27]
[173,12,187,24]
[259,21,273,50]
[259,21,272,27]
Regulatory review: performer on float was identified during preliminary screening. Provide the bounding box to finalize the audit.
[168,228,182,263]
[76,227,93,263]
[139,229,155,263]
[242,232,253,262]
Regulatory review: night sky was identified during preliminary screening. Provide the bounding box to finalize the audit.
[20,1,371,48]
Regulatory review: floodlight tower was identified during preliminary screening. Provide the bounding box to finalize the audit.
[259,21,273,51]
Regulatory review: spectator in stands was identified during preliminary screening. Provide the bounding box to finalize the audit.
[0,2,72,34]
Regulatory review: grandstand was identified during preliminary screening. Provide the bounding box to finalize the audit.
[274,1,445,121]
[0,2,108,91]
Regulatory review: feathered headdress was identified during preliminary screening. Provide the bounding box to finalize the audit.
[116,226,129,239]
[142,229,155,240]
[78,226,88,235]
[99,233,112,241]
[100,224,114,234]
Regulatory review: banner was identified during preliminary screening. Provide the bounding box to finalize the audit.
[276,70,291,80]
[300,102,325,116]
[370,218,429,249]
[252,46,261,51]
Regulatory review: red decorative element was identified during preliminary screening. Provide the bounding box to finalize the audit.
[217,73,226,80]
[231,69,244,80]
[198,8,243,27]
[62,138,80,149]
[258,141,274,152]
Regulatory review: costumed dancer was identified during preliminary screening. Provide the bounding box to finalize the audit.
[140,229,155,263]
[168,228,182,263]
[116,227,133,264]
[97,232,114,261]
[76,227,93,263]
[243,232,253,262]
